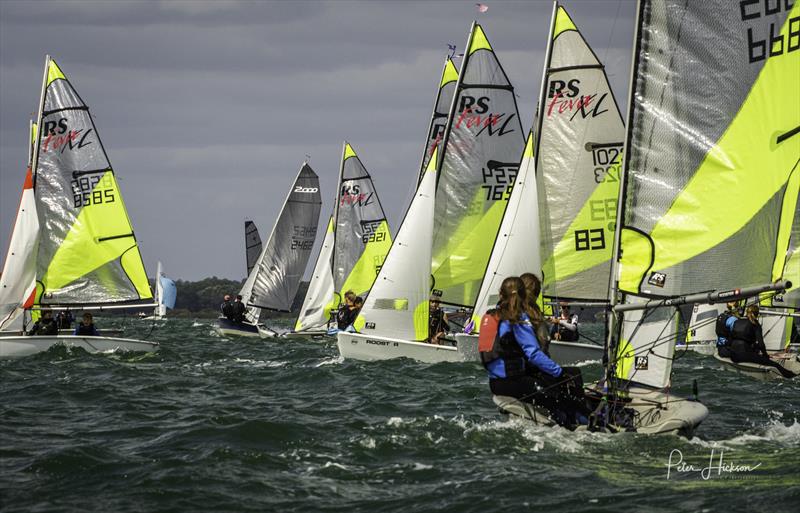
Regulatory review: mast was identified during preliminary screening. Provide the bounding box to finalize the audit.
[532,2,558,176]
[30,55,50,188]
[331,141,346,305]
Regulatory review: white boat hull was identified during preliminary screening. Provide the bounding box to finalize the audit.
[337,332,464,363]
[493,383,708,437]
[0,335,159,358]
[455,333,603,365]
[278,329,329,340]
[712,351,800,381]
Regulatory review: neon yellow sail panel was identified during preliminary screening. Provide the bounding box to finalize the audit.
[431,22,524,307]
[33,58,151,304]
[340,220,392,297]
[619,3,800,297]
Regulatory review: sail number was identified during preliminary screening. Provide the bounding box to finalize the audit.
[71,173,115,208]
[740,1,799,63]
[361,219,387,244]
[575,229,605,251]
[591,145,622,184]
[481,161,519,200]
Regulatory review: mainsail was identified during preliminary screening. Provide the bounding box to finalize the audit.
[0,122,40,330]
[332,142,392,299]
[417,57,459,184]
[430,23,525,308]
[537,4,625,302]
[244,220,262,276]
[612,1,800,388]
[154,261,177,318]
[240,163,322,321]
[32,57,152,306]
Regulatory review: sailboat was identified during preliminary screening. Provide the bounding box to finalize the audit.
[456,5,622,365]
[337,24,525,362]
[0,56,159,358]
[216,163,322,337]
[244,220,262,276]
[140,261,176,320]
[286,142,393,338]
[495,0,797,435]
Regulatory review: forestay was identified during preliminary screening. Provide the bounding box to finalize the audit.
[332,143,392,299]
[613,0,800,389]
[240,163,321,321]
[538,4,624,302]
[431,23,525,308]
[244,220,262,276]
[33,58,152,306]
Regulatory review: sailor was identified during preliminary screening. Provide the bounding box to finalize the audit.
[479,277,588,428]
[231,295,247,323]
[220,294,234,320]
[55,310,74,330]
[520,272,551,355]
[74,312,100,336]
[428,296,450,345]
[715,301,741,357]
[550,303,579,342]
[27,310,59,336]
[336,291,356,330]
[727,304,796,378]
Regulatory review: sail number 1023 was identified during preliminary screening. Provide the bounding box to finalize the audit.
[592,145,622,184]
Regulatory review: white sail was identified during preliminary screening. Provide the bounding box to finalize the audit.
[294,216,336,332]
[471,134,541,327]
[357,149,439,341]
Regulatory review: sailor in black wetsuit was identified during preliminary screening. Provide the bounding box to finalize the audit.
[28,310,58,336]
[74,312,100,336]
[428,297,450,344]
[56,310,74,330]
[221,295,234,321]
[727,305,796,378]
[550,304,579,342]
[232,295,247,323]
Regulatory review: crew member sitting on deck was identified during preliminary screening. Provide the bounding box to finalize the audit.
[428,296,450,345]
[479,277,589,428]
[715,301,741,357]
[56,310,74,330]
[550,303,579,342]
[231,295,247,323]
[74,312,100,336]
[727,304,796,378]
[221,295,234,321]
[28,310,58,336]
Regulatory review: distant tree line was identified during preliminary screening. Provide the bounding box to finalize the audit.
[161,277,309,318]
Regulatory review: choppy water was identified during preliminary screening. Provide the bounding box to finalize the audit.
[2,318,798,512]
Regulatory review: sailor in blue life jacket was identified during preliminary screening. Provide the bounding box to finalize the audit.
[479,276,590,428]
[715,301,742,357]
[726,304,796,378]
[74,312,100,336]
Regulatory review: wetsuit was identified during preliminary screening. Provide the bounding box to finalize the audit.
[28,318,58,336]
[428,308,450,341]
[337,306,358,330]
[231,301,247,323]
[74,323,100,336]
[482,314,588,428]
[221,300,234,321]
[716,314,736,358]
[728,318,796,378]
[56,311,74,329]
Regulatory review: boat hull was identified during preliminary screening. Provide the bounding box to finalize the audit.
[0,335,159,358]
[1,328,124,337]
[278,329,329,340]
[712,351,800,381]
[455,333,603,365]
[337,332,464,363]
[493,383,708,437]
[214,317,260,338]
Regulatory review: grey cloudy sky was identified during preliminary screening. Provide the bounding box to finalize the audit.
[0,0,635,281]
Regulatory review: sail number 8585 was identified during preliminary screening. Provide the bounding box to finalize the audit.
[71,174,116,208]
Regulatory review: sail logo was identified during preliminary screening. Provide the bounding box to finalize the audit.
[635,356,649,370]
[294,186,318,194]
[481,160,518,201]
[648,272,667,288]
[455,96,516,137]
[546,79,610,120]
[41,118,93,154]
[740,0,799,63]
[340,184,374,207]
